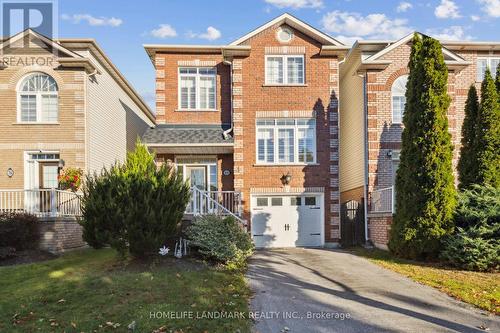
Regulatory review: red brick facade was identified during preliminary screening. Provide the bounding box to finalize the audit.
[149,20,342,244]
[364,41,500,247]
[146,15,499,248]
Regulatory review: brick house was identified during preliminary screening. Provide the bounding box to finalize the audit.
[144,13,350,247]
[144,13,499,249]
[0,29,154,251]
[339,33,500,249]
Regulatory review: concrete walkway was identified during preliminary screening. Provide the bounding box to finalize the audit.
[247,248,499,333]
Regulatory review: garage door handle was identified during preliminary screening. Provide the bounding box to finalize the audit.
[253,208,264,211]
[310,233,321,235]
[253,234,263,237]
[309,207,321,209]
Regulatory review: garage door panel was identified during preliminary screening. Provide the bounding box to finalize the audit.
[251,194,323,248]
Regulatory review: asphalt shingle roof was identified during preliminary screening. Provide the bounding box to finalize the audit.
[142,124,233,145]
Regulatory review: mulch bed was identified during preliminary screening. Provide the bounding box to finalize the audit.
[0,249,57,266]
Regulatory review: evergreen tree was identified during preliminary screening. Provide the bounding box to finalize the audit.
[388,34,456,259]
[476,69,500,188]
[457,85,480,189]
[496,64,500,93]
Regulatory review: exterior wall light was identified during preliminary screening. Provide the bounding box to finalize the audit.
[58,159,65,169]
[280,172,292,186]
[7,168,14,178]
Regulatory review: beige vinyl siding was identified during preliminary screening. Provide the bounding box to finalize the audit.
[339,49,365,193]
[80,50,154,173]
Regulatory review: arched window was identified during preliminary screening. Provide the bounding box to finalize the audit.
[17,73,58,123]
[391,75,408,124]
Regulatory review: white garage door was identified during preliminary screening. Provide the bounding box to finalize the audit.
[251,194,323,248]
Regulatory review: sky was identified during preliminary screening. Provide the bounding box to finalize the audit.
[43,0,500,108]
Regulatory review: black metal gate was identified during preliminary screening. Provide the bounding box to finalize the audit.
[340,199,365,247]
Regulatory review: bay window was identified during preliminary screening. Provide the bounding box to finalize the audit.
[265,55,304,85]
[256,118,316,164]
[178,67,216,110]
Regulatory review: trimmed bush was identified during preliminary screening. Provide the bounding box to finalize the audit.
[440,185,500,271]
[80,140,191,257]
[187,215,254,269]
[0,212,39,251]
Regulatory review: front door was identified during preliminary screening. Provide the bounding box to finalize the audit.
[39,162,59,213]
[186,166,206,190]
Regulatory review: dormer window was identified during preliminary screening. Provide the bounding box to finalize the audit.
[17,72,58,123]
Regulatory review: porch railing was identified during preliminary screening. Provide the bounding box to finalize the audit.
[0,189,82,217]
[186,187,245,225]
[369,186,394,214]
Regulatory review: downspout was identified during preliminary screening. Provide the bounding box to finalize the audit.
[222,56,233,140]
[362,72,369,244]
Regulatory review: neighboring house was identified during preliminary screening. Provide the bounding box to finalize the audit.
[339,33,500,249]
[0,29,154,219]
[144,13,350,248]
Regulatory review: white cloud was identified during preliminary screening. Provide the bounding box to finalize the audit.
[336,35,361,46]
[264,0,323,9]
[434,0,461,19]
[61,14,123,27]
[321,11,412,41]
[470,15,481,21]
[477,0,500,17]
[397,2,413,12]
[426,26,472,40]
[198,26,222,41]
[150,24,177,38]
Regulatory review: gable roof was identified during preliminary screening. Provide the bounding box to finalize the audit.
[229,13,345,46]
[1,29,154,122]
[364,32,466,63]
[1,29,82,59]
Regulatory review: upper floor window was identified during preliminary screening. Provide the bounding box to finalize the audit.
[392,75,408,124]
[265,55,304,85]
[178,67,216,110]
[256,118,316,164]
[477,57,500,81]
[17,73,58,123]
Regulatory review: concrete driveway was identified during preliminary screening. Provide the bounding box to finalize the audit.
[247,248,499,333]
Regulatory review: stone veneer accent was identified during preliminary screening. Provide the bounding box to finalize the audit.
[38,216,86,253]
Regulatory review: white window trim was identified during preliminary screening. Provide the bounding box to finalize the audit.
[16,73,59,124]
[391,75,408,124]
[174,156,218,191]
[391,96,405,124]
[264,55,305,85]
[177,67,217,111]
[477,57,500,82]
[255,118,316,165]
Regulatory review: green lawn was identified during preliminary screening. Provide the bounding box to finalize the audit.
[0,249,252,333]
[352,247,500,314]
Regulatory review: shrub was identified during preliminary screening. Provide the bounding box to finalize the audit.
[440,185,500,271]
[80,140,191,257]
[440,227,499,271]
[0,212,39,251]
[187,215,254,269]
